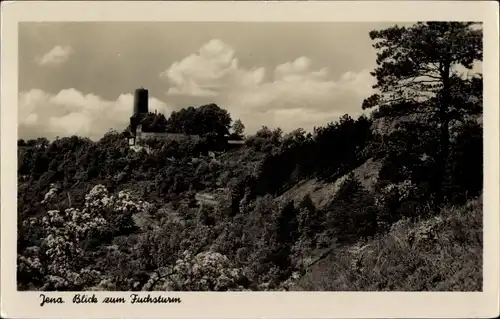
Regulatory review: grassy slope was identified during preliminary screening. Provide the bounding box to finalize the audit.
[278,158,382,210]
[293,198,483,291]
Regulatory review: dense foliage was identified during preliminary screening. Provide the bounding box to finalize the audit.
[362,21,482,206]
[125,103,232,138]
[165,103,232,137]
[17,22,483,291]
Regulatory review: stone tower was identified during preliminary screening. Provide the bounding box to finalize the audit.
[130,87,149,137]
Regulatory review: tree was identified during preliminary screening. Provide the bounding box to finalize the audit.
[141,112,168,133]
[166,107,197,134]
[166,104,232,137]
[232,119,245,137]
[297,194,323,239]
[326,173,378,243]
[362,22,482,205]
[256,126,273,139]
[197,103,232,137]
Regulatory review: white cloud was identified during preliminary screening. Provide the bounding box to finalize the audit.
[18,88,170,140]
[160,39,375,133]
[35,45,74,66]
[162,39,265,97]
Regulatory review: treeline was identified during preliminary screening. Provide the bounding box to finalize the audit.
[127,103,234,138]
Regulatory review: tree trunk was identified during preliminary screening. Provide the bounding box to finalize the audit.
[435,63,451,207]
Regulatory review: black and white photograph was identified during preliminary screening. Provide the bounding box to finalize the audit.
[1,1,499,319]
[15,18,486,291]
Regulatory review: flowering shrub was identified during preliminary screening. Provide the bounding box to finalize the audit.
[145,250,249,291]
[18,184,150,290]
[85,184,152,235]
[41,183,59,204]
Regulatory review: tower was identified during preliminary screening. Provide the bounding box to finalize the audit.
[133,87,149,116]
[130,87,149,137]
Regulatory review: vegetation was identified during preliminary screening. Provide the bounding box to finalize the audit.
[17,22,483,291]
[363,22,482,206]
[295,198,483,291]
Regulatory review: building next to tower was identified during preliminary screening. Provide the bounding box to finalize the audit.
[127,87,201,146]
[126,87,245,150]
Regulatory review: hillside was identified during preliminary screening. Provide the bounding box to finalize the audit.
[16,112,483,291]
[295,198,482,291]
[278,158,382,211]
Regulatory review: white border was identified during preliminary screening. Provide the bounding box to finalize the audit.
[1,1,499,318]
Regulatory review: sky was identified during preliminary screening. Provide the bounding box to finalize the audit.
[18,21,412,140]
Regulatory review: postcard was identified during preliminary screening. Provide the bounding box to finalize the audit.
[1,1,499,318]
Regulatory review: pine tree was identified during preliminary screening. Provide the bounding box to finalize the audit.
[363,22,483,205]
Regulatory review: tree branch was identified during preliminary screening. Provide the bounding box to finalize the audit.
[146,267,177,291]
